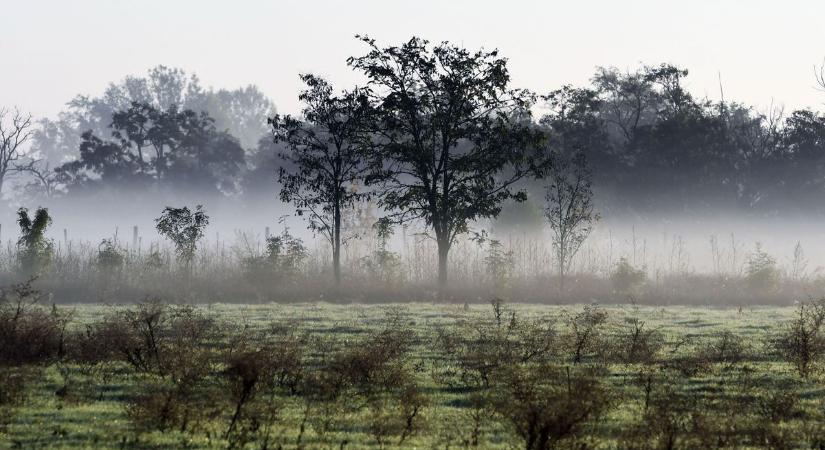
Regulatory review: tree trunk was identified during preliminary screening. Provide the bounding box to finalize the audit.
[437,238,450,288]
[333,202,341,286]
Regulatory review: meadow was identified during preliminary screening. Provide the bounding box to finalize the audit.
[3,298,825,449]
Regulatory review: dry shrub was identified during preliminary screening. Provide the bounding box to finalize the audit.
[490,364,612,450]
[324,315,415,398]
[701,331,748,367]
[221,348,282,449]
[435,303,556,388]
[774,298,825,377]
[621,374,702,450]
[562,305,608,364]
[102,300,224,433]
[367,384,428,448]
[0,279,69,366]
[613,315,663,364]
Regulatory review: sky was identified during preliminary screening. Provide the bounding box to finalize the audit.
[1,0,824,120]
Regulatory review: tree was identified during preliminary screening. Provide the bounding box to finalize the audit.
[269,75,371,285]
[30,65,273,170]
[155,205,209,271]
[16,207,54,277]
[545,152,598,292]
[349,36,549,286]
[57,102,244,196]
[0,108,35,197]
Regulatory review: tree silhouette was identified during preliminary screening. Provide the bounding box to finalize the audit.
[545,152,598,292]
[16,207,54,277]
[349,36,550,287]
[0,108,35,197]
[270,75,371,286]
[155,205,209,272]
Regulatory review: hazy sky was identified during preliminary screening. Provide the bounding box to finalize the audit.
[2,0,824,120]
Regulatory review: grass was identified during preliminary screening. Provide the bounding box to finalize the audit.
[0,302,820,449]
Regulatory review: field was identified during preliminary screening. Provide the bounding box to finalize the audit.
[3,300,825,450]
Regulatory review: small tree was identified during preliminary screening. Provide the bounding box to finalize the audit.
[155,205,209,272]
[775,298,825,378]
[270,75,371,286]
[545,152,598,292]
[610,257,647,298]
[745,243,780,294]
[16,207,54,277]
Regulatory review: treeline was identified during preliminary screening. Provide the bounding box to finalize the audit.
[3,41,821,217]
[542,64,825,215]
[3,36,825,288]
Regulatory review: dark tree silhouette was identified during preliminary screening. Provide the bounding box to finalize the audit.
[16,207,53,277]
[545,152,598,292]
[269,75,372,285]
[57,102,244,195]
[0,108,35,197]
[155,205,209,271]
[349,36,550,286]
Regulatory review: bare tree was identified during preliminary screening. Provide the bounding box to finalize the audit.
[0,108,35,196]
[545,152,599,292]
[15,159,59,198]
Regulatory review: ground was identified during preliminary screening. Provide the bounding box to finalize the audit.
[0,302,817,449]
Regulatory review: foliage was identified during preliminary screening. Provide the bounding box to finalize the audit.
[350,35,550,285]
[155,205,209,269]
[270,74,372,285]
[774,298,825,377]
[16,207,54,277]
[610,258,647,297]
[745,243,781,294]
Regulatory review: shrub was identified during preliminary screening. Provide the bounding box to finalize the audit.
[16,207,54,277]
[0,279,67,366]
[701,330,747,366]
[563,305,608,364]
[240,228,308,285]
[435,308,556,388]
[610,258,646,298]
[745,243,781,294]
[222,348,280,445]
[97,238,125,274]
[614,315,662,364]
[490,364,612,450]
[774,298,825,377]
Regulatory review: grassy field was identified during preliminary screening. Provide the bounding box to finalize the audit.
[1,301,823,449]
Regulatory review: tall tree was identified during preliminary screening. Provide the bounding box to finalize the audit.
[545,152,598,292]
[0,108,35,196]
[349,36,549,286]
[269,75,371,285]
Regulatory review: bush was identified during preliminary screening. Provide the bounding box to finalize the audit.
[774,298,825,377]
[610,258,646,298]
[563,305,608,364]
[16,207,54,277]
[613,315,662,364]
[490,364,612,450]
[0,279,68,366]
[745,243,781,294]
[701,331,747,366]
